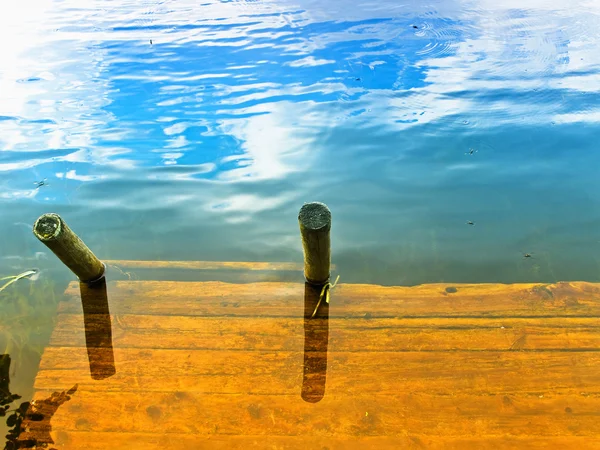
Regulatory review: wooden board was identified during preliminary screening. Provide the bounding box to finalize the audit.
[104,259,307,271]
[19,279,600,449]
[57,280,600,317]
[26,432,600,450]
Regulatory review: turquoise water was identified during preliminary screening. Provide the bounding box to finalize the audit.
[1,0,600,443]
[2,1,600,286]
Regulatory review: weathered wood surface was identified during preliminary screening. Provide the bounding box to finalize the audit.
[104,259,308,271]
[48,315,600,351]
[298,202,332,284]
[58,280,600,317]
[21,279,600,449]
[33,348,600,394]
[26,432,600,450]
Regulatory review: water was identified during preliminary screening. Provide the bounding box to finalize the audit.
[1,0,600,443]
[2,0,600,286]
[2,0,600,287]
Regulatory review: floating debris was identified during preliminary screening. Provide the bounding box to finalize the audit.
[311,275,340,319]
[0,270,38,293]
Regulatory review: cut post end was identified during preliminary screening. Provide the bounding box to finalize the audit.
[33,213,62,241]
[32,213,104,283]
[298,202,331,232]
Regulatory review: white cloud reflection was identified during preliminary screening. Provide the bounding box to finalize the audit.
[0,0,137,184]
[0,189,39,200]
[286,56,336,67]
[207,191,296,224]
[204,0,600,192]
[55,170,106,182]
[215,101,328,181]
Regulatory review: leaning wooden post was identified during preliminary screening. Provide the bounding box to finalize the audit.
[33,213,105,283]
[298,202,331,285]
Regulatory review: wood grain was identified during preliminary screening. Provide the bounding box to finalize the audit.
[49,314,600,351]
[104,260,307,271]
[27,389,600,436]
[59,280,600,318]
[34,347,600,395]
[30,432,600,450]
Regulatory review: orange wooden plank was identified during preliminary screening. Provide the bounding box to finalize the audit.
[28,432,600,450]
[26,389,600,437]
[49,314,600,351]
[58,280,600,318]
[104,259,307,271]
[35,348,600,395]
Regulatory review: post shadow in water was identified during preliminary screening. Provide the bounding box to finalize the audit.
[301,282,329,403]
[79,277,116,380]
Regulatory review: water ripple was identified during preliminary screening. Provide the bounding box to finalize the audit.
[2,0,600,285]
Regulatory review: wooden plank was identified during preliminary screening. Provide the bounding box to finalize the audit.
[25,389,600,437]
[35,348,600,395]
[49,314,600,351]
[59,280,600,318]
[104,260,308,271]
[27,431,600,450]
[29,432,600,450]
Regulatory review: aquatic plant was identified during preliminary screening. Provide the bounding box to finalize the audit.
[0,271,38,295]
[0,270,56,359]
[1,354,29,450]
[0,270,59,448]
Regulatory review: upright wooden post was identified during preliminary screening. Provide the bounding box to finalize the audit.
[33,213,105,283]
[298,202,331,285]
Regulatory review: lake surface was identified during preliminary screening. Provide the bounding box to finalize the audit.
[2,0,600,285]
[1,0,600,442]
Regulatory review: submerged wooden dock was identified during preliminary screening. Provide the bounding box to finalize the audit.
[17,261,600,449]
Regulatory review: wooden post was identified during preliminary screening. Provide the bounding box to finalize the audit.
[33,213,105,283]
[298,202,331,285]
